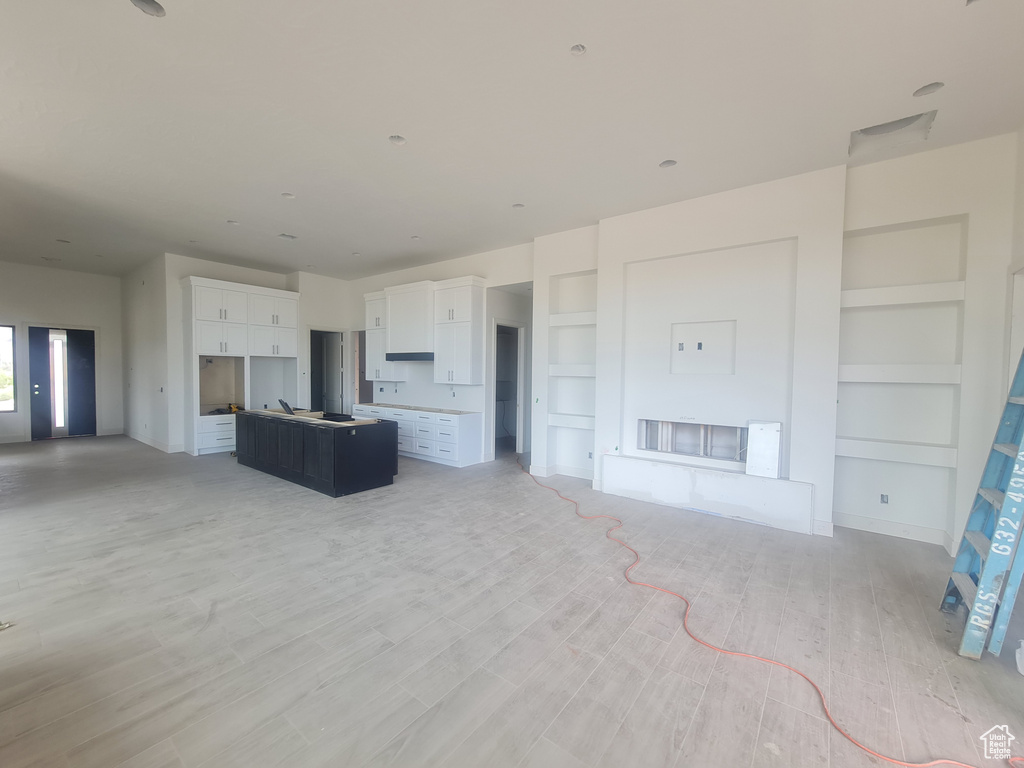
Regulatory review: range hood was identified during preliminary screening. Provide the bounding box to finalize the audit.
[385,352,435,362]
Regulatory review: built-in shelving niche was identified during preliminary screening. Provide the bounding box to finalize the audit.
[546,270,597,479]
[833,216,966,543]
[198,356,245,416]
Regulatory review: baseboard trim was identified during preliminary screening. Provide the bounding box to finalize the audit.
[603,455,813,534]
[813,520,834,537]
[550,464,595,481]
[832,511,947,546]
[128,433,175,454]
[943,531,957,557]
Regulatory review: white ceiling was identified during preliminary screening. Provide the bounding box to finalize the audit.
[1,1,1022,280]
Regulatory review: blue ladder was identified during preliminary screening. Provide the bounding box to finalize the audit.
[941,352,1024,659]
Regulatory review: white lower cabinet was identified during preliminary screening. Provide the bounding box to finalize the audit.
[196,414,235,454]
[353,404,481,467]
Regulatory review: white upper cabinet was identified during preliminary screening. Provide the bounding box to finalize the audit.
[434,284,476,324]
[249,294,297,328]
[195,286,248,323]
[385,282,435,354]
[434,277,484,325]
[365,293,386,329]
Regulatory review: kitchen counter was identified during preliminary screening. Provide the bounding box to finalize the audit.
[362,403,479,415]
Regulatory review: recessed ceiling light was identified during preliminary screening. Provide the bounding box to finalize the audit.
[913,82,944,97]
[278,233,298,240]
[389,135,407,145]
[56,238,71,244]
[410,235,421,240]
[352,252,361,257]
[659,159,677,168]
[512,203,525,209]
[570,44,587,56]
[130,0,166,17]
[226,220,240,226]
[280,192,296,199]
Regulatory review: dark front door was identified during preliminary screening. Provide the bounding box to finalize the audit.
[28,326,51,440]
[28,326,97,440]
[66,329,97,437]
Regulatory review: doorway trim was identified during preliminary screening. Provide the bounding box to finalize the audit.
[489,318,527,459]
[301,323,350,413]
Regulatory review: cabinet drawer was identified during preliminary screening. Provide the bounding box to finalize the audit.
[198,432,236,449]
[436,415,458,426]
[413,439,436,456]
[396,436,414,452]
[366,406,385,417]
[414,412,436,423]
[414,424,436,440]
[351,405,372,418]
[435,442,459,462]
[385,408,410,420]
[199,415,235,433]
[435,426,458,444]
[396,421,415,437]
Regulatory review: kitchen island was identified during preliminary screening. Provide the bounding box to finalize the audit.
[235,410,398,497]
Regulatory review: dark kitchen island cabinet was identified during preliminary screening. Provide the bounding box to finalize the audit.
[235,411,398,497]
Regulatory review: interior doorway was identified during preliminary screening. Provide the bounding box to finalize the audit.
[28,326,96,440]
[309,330,343,414]
[495,324,524,455]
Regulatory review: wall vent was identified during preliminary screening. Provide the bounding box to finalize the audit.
[849,110,937,159]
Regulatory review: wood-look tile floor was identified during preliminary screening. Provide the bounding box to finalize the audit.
[1,436,1022,768]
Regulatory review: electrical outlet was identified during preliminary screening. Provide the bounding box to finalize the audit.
[880,494,889,504]
[588,452,593,459]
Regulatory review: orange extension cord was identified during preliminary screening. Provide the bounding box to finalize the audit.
[516,458,1024,768]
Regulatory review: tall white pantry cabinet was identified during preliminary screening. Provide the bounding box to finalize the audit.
[183,276,300,456]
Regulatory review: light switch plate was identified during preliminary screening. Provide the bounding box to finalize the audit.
[670,320,736,375]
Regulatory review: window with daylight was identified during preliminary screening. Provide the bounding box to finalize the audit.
[0,325,14,412]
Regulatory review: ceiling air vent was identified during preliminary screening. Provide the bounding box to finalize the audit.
[848,110,936,159]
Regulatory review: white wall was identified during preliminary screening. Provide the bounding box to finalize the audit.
[621,239,797,475]
[285,271,357,412]
[1014,128,1024,273]
[594,167,848,533]
[122,257,169,449]
[0,261,123,443]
